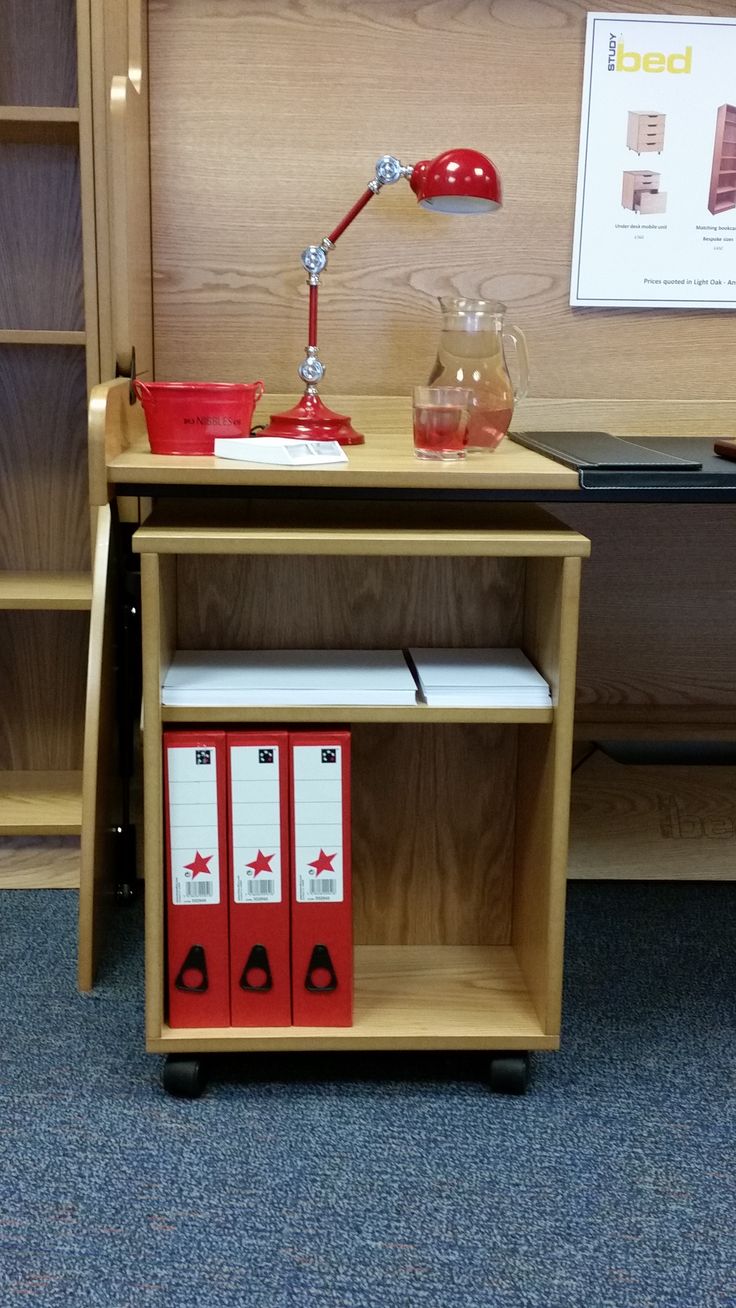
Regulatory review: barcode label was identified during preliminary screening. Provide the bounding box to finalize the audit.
[183,880,214,899]
[307,878,337,897]
[245,879,275,898]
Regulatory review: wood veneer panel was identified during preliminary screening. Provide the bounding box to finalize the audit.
[0,0,77,107]
[352,725,516,946]
[0,347,89,571]
[0,613,88,770]
[0,145,83,331]
[569,750,736,881]
[554,504,736,711]
[0,836,79,888]
[176,554,524,650]
[148,0,736,409]
[0,770,82,833]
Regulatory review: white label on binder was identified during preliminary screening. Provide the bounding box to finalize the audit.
[293,744,344,903]
[231,744,283,904]
[167,745,221,906]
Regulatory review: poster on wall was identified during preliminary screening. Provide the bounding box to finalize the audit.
[570,12,736,308]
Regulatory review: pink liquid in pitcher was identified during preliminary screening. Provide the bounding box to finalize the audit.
[429,321,519,452]
[467,404,514,451]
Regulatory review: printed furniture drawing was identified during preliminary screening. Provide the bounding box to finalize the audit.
[627,111,666,154]
[622,171,667,214]
[708,104,736,215]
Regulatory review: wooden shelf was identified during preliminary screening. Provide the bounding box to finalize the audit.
[0,771,82,834]
[0,571,91,609]
[134,500,590,559]
[149,946,551,1053]
[161,703,554,724]
[0,836,79,888]
[0,108,79,144]
[0,106,79,121]
[0,330,85,346]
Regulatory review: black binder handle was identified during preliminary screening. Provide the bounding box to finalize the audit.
[305,944,338,993]
[174,944,208,993]
[239,944,273,993]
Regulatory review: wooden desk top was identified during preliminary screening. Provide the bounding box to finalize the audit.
[91,385,580,502]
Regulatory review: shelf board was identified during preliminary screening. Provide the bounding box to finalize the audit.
[0,107,79,144]
[149,945,552,1052]
[134,500,590,559]
[0,106,79,122]
[161,703,553,724]
[0,836,79,888]
[0,772,82,835]
[0,572,92,610]
[0,330,86,346]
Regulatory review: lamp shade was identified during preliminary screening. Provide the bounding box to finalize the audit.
[409,148,501,214]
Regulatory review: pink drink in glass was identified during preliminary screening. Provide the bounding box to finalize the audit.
[412,387,472,461]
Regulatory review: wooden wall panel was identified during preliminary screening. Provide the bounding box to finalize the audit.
[148,0,736,722]
[0,613,88,770]
[149,0,736,431]
[0,145,84,331]
[0,348,89,571]
[0,0,78,107]
[554,504,736,715]
[176,554,524,651]
[353,725,516,945]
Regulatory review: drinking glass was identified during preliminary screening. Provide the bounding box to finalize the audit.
[412,386,473,460]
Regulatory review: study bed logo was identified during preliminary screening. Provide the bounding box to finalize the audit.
[607,34,692,74]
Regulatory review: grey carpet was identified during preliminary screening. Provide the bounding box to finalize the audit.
[1,882,734,1307]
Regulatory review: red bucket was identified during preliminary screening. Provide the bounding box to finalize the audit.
[133,380,265,455]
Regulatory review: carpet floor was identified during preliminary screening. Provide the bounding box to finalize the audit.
[1,881,734,1308]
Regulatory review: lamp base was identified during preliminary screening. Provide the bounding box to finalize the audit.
[260,392,364,445]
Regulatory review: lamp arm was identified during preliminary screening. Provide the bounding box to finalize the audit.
[296,155,413,390]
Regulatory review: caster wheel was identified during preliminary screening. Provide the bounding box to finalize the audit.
[162,1055,207,1099]
[488,1052,530,1096]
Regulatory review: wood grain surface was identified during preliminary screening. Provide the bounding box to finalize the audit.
[78,506,122,989]
[176,553,524,650]
[0,836,79,888]
[0,348,89,571]
[0,770,82,833]
[0,0,78,107]
[0,613,88,770]
[143,0,736,725]
[352,724,516,945]
[0,145,83,331]
[569,749,736,880]
[552,503,736,713]
[148,0,736,425]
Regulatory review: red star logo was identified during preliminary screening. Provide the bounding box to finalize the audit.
[246,850,275,878]
[308,849,336,877]
[184,850,213,879]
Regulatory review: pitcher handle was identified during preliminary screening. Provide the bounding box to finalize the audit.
[502,325,529,402]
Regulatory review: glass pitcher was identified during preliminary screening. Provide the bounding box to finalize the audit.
[428,298,529,451]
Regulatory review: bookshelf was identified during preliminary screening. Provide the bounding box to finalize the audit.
[0,1,97,886]
[708,103,736,215]
[131,498,589,1095]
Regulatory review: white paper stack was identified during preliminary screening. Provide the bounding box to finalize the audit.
[162,650,419,707]
[407,648,551,708]
[213,437,348,466]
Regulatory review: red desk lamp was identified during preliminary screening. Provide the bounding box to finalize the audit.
[261,148,502,445]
